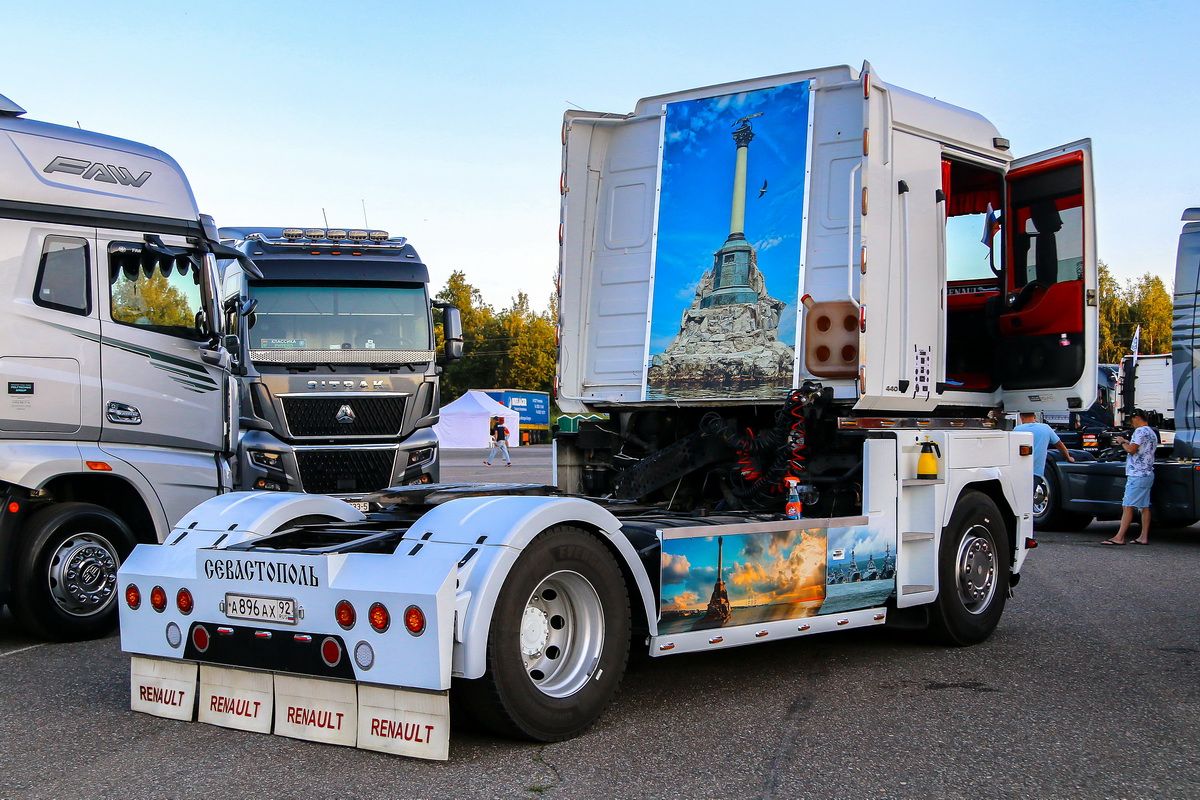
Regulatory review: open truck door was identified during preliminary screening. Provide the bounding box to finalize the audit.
[998,140,1097,414]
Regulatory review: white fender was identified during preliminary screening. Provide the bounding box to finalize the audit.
[173,491,365,538]
[408,495,657,680]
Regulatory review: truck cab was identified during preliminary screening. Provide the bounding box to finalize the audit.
[0,92,241,639]
[218,228,461,505]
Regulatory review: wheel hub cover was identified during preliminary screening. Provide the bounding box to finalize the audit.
[520,604,549,657]
[958,533,995,609]
[52,536,118,612]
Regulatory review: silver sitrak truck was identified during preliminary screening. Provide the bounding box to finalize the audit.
[0,92,252,640]
[217,228,461,506]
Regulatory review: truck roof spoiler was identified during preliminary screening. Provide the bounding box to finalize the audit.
[0,93,26,117]
[1183,208,1200,221]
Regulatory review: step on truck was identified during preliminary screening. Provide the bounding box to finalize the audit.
[119,62,1098,759]
[1033,209,1198,531]
[0,92,255,640]
[217,227,462,505]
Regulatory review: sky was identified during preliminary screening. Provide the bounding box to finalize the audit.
[3,0,1196,313]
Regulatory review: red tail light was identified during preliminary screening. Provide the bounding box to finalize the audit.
[192,624,210,653]
[335,600,356,630]
[125,584,141,610]
[150,586,167,613]
[404,605,426,636]
[320,637,342,667]
[176,588,194,615]
[368,603,390,632]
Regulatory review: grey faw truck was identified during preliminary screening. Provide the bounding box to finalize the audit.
[0,92,254,640]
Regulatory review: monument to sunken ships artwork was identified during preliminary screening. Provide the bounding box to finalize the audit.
[647,110,796,397]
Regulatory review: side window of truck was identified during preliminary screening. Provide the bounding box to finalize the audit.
[108,242,205,339]
[34,236,91,315]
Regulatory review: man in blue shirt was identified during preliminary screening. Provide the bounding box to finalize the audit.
[1015,411,1073,479]
[1102,409,1158,545]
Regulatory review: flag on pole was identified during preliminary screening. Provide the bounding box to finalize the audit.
[1130,324,1141,369]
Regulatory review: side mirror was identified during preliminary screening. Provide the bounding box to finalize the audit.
[441,306,463,363]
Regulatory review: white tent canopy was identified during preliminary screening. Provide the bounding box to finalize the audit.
[434,390,520,449]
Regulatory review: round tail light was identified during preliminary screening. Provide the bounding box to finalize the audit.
[176,588,194,615]
[150,586,167,613]
[368,602,390,633]
[404,605,425,636]
[192,624,210,653]
[335,599,356,630]
[320,637,342,667]
[125,583,141,610]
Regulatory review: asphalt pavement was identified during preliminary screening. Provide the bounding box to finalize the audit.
[1,447,1197,799]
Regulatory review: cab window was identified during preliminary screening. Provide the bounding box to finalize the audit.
[35,236,90,314]
[109,242,205,339]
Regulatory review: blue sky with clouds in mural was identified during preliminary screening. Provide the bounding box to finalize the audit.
[649,81,811,356]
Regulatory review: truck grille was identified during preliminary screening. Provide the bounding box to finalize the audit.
[280,395,407,437]
[295,448,397,494]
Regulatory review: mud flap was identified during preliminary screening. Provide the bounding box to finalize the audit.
[357,684,450,761]
[198,665,273,733]
[273,674,358,747]
[130,656,197,721]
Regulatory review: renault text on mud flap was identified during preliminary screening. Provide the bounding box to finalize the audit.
[43,155,152,188]
[203,558,320,586]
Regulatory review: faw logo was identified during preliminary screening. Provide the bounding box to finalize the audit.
[43,155,152,188]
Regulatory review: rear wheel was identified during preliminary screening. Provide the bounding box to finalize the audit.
[925,492,1010,646]
[1032,469,1093,531]
[457,526,631,741]
[9,502,137,641]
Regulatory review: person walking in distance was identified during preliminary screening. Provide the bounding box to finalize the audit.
[1014,411,1074,488]
[1102,409,1158,545]
[485,416,512,467]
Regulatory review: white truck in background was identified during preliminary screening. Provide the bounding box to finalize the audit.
[0,92,255,640]
[217,227,461,503]
[118,62,1097,759]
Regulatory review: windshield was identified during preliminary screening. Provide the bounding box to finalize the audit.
[248,283,432,352]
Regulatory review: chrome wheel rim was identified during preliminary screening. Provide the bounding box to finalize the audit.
[519,570,604,698]
[955,525,997,614]
[47,533,120,617]
[1032,476,1049,518]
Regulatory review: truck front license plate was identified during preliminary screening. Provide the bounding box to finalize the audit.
[347,501,370,512]
[224,593,296,625]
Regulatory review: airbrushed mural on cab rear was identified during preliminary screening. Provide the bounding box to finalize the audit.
[658,523,895,635]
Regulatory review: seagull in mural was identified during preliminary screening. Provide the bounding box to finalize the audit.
[758,179,768,198]
[732,112,764,127]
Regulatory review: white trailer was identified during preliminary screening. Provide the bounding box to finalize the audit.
[119,63,1098,758]
[0,93,248,640]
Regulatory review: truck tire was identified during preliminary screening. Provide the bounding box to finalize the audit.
[924,491,1009,646]
[1032,470,1093,531]
[457,525,631,741]
[8,502,137,641]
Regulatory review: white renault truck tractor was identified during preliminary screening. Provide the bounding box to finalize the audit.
[119,62,1098,760]
[0,93,255,640]
[216,227,462,505]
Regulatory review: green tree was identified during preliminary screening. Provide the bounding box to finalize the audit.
[1126,272,1172,355]
[1097,263,1173,363]
[1097,261,1127,364]
[435,271,501,402]
[497,291,556,392]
